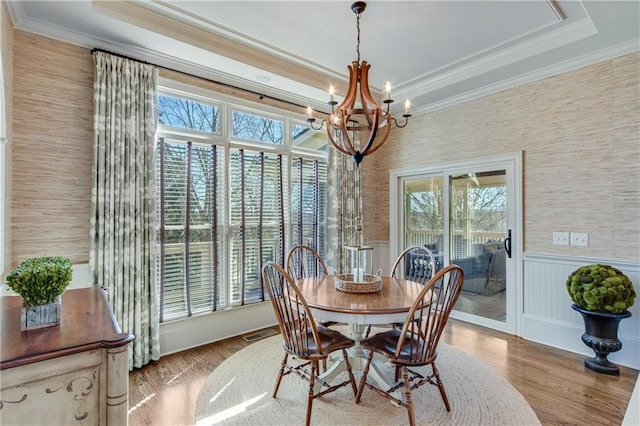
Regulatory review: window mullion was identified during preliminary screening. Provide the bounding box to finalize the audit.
[259,151,265,301]
[159,138,166,323]
[314,159,319,250]
[185,142,193,317]
[211,145,219,312]
[240,148,246,305]
[298,157,303,246]
[278,154,285,266]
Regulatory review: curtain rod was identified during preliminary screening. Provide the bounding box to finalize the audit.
[90,48,308,111]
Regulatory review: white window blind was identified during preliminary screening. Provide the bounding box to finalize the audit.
[291,157,327,260]
[229,148,286,306]
[157,139,225,322]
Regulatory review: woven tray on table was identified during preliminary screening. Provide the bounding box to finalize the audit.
[334,274,383,293]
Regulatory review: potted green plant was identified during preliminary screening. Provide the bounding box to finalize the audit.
[5,256,73,331]
[566,264,636,375]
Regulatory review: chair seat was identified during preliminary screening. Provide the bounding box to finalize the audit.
[317,325,356,350]
[285,326,355,359]
[361,328,431,365]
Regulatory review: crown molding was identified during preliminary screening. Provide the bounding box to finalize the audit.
[9,0,638,120]
[114,42,322,111]
[545,0,566,21]
[413,38,640,116]
[91,1,347,95]
[396,17,597,100]
[8,3,322,111]
[4,0,25,28]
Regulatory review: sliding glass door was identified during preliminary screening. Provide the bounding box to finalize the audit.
[449,170,508,324]
[402,175,445,270]
[392,154,521,333]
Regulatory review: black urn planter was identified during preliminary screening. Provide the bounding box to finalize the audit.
[572,303,631,375]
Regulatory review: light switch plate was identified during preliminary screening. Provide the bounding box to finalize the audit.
[571,232,589,247]
[553,232,569,246]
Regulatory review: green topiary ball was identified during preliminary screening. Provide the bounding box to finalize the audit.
[566,264,636,314]
[6,256,73,306]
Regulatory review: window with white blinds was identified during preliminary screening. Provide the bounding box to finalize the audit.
[290,157,327,260]
[156,86,326,322]
[157,140,225,322]
[229,149,286,306]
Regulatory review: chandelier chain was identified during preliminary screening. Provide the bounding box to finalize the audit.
[356,11,361,64]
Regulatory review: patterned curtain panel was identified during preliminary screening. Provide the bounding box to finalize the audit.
[326,149,362,275]
[90,51,159,370]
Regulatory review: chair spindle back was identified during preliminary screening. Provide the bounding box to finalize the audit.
[396,265,464,364]
[262,262,323,357]
[391,246,437,286]
[286,245,328,281]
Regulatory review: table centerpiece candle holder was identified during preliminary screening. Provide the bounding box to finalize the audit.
[335,219,382,293]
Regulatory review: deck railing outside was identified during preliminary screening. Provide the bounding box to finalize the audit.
[406,230,504,259]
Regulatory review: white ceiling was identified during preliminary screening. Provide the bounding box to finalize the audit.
[7,0,640,117]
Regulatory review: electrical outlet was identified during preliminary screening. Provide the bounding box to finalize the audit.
[553,232,569,246]
[571,232,589,247]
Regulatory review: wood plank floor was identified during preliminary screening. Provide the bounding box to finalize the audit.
[128,319,638,425]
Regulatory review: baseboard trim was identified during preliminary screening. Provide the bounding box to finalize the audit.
[159,302,276,356]
[522,313,639,370]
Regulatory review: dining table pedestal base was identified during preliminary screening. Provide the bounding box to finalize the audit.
[316,323,402,405]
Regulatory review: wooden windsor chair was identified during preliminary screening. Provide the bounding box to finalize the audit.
[365,245,437,338]
[287,244,339,326]
[262,262,358,426]
[355,265,465,426]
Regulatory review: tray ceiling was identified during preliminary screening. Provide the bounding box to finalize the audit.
[7,0,640,116]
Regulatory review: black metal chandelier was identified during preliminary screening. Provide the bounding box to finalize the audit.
[306,1,411,166]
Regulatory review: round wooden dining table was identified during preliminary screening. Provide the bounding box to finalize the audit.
[296,274,424,325]
[296,274,425,397]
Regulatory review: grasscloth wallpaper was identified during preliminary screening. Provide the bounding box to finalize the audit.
[362,52,640,262]
[12,31,93,265]
[1,1,14,274]
[8,30,640,266]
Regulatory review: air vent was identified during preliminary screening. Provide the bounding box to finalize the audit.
[242,329,277,343]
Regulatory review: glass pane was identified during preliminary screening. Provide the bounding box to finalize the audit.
[291,157,327,258]
[229,149,286,306]
[450,170,507,322]
[157,140,225,321]
[161,250,188,322]
[189,243,215,314]
[188,145,218,314]
[156,142,189,321]
[292,124,327,152]
[158,95,221,134]
[403,176,445,272]
[232,110,283,144]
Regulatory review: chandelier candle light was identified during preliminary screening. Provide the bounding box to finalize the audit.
[306,1,411,166]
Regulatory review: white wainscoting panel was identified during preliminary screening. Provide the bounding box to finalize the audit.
[370,242,391,275]
[623,379,640,425]
[523,253,639,369]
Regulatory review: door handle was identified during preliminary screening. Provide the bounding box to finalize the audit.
[504,229,512,258]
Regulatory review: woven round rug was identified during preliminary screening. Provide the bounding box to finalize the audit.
[195,328,540,426]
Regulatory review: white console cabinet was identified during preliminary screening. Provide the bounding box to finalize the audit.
[1,287,133,425]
